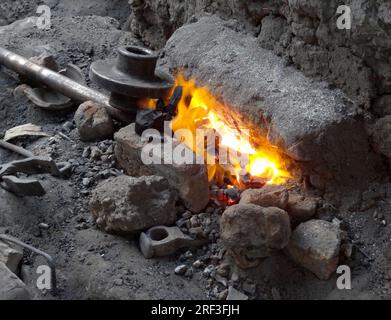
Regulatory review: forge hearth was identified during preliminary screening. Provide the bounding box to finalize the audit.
[1,0,390,302]
[159,16,380,190]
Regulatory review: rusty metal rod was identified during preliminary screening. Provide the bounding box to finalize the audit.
[0,234,57,295]
[0,140,34,158]
[0,46,133,123]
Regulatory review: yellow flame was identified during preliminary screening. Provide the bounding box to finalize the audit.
[169,74,290,185]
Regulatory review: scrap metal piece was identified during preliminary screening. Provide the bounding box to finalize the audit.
[22,64,86,111]
[139,225,207,259]
[135,86,183,136]
[0,156,60,177]
[1,175,46,197]
[3,123,49,142]
[0,46,133,123]
[135,109,165,136]
[0,234,57,295]
[90,46,173,111]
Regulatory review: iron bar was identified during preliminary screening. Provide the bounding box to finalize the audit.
[0,46,133,123]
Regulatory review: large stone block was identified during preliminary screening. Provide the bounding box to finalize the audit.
[286,219,341,280]
[161,16,378,187]
[114,123,209,213]
[221,203,291,268]
[90,175,177,235]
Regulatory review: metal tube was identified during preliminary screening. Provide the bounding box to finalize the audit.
[0,234,57,295]
[0,46,133,123]
[0,140,34,158]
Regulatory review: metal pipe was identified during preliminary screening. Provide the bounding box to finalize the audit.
[0,140,34,158]
[0,46,133,123]
[0,234,57,295]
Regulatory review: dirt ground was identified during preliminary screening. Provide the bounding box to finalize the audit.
[0,1,390,300]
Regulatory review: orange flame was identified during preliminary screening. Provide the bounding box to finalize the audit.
[168,74,291,186]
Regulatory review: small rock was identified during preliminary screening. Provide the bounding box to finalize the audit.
[62,121,74,132]
[193,260,203,268]
[82,178,91,187]
[286,219,341,280]
[38,223,49,230]
[221,204,291,266]
[226,286,248,300]
[90,146,102,161]
[239,185,289,209]
[90,175,177,235]
[286,193,318,222]
[203,265,215,277]
[82,146,91,158]
[189,227,207,239]
[74,101,114,141]
[175,264,188,276]
[182,211,192,219]
[190,215,200,228]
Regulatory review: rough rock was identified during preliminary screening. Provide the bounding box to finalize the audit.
[90,175,177,235]
[371,115,391,159]
[114,123,209,213]
[239,185,289,209]
[226,286,248,300]
[286,193,318,222]
[0,262,30,300]
[221,203,291,266]
[286,219,341,280]
[0,240,23,274]
[74,101,114,141]
[162,16,378,188]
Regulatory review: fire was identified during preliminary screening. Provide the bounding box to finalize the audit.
[141,75,291,187]
[167,74,290,186]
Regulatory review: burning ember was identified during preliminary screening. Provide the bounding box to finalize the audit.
[142,74,291,188]
[170,75,291,187]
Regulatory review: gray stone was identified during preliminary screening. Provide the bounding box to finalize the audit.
[286,193,318,222]
[90,175,177,235]
[226,286,248,300]
[221,204,291,267]
[286,219,341,280]
[239,185,289,209]
[162,16,377,187]
[0,240,23,274]
[174,264,188,275]
[0,262,30,300]
[74,101,114,142]
[114,123,209,213]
